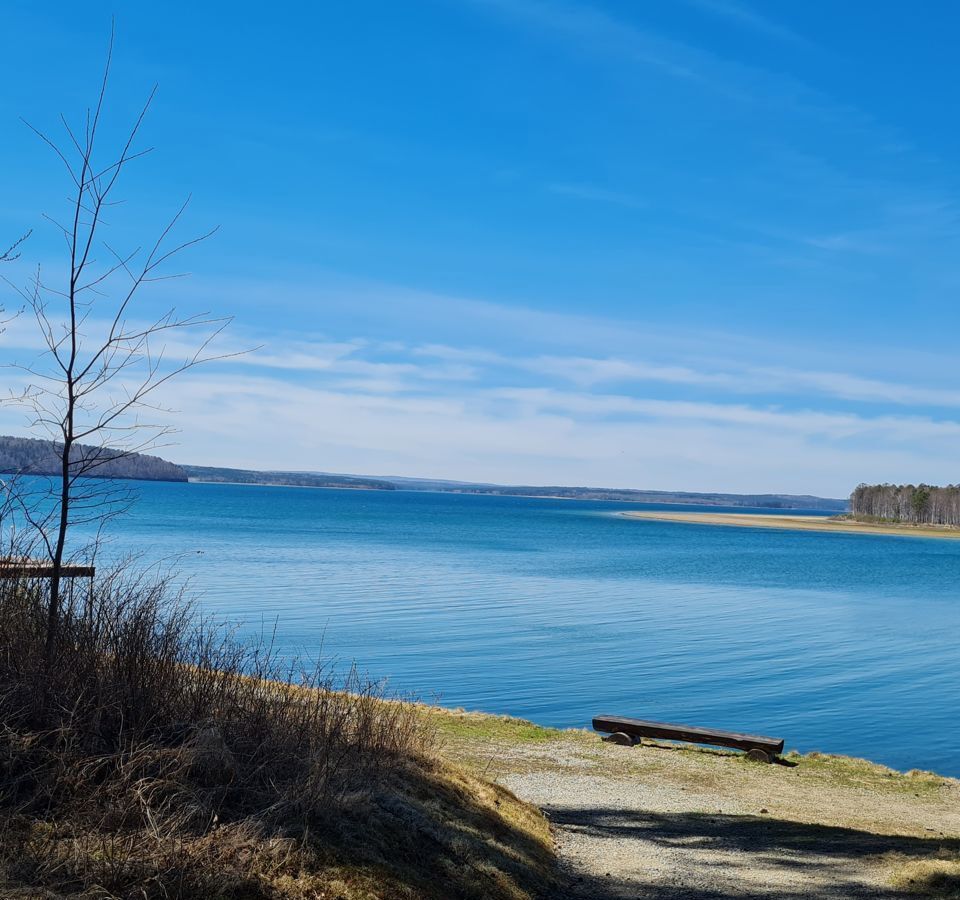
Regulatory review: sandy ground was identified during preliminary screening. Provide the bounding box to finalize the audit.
[440,719,960,899]
[621,510,960,540]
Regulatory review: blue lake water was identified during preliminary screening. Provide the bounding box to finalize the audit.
[82,482,959,776]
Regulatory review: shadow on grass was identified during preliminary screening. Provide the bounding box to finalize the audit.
[341,760,558,899]
[543,807,958,899]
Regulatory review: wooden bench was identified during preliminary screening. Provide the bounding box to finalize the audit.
[593,714,784,762]
[0,559,95,579]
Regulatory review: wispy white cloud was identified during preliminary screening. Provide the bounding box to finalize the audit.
[681,0,812,48]
[521,355,735,389]
[464,0,844,114]
[406,341,960,410]
[802,196,960,256]
[10,296,960,412]
[490,385,960,440]
[469,0,712,86]
[752,368,960,408]
[5,339,959,495]
[7,276,960,495]
[37,369,951,496]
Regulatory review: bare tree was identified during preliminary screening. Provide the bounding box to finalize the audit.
[4,30,234,661]
[850,482,958,526]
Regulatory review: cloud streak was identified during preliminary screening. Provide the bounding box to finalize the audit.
[5,276,960,496]
[681,0,812,48]
[6,367,943,496]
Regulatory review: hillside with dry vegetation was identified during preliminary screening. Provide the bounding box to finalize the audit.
[0,568,555,900]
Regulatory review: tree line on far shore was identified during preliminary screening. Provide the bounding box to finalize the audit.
[850,482,960,525]
[0,435,187,483]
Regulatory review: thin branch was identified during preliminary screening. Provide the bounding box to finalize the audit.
[0,231,32,263]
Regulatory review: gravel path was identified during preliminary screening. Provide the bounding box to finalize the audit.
[487,738,960,899]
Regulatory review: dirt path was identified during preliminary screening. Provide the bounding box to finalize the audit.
[438,715,960,899]
[507,766,952,898]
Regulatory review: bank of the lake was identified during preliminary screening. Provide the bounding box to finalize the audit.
[438,707,960,899]
[622,509,960,539]
[6,696,957,899]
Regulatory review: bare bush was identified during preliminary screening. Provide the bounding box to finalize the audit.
[0,551,434,896]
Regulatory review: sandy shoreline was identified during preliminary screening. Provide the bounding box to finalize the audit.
[622,510,960,540]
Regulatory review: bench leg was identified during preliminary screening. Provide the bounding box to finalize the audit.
[745,748,773,763]
[601,732,644,747]
[602,731,634,746]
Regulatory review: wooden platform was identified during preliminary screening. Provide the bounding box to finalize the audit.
[0,559,95,579]
[593,714,784,761]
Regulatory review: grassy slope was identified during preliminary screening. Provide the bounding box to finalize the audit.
[5,702,958,898]
[0,745,555,900]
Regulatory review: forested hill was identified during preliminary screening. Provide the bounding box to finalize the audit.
[378,476,848,510]
[181,465,396,491]
[0,434,847,506]
[0,435,187,482]
[850,483,960,526]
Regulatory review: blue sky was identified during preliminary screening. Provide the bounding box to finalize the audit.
[2,1,960,496]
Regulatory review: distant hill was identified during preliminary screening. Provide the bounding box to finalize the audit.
[0,435,848,508]
[360,475,848,510]
[0,435,187,482]
[181,465,396,491]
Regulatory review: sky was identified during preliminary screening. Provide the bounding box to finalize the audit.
[2,1,960,497]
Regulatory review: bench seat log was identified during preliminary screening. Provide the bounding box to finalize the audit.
[593,715,784,755]
[0,561,95,579]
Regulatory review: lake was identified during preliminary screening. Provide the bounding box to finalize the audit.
[84,481,959,776]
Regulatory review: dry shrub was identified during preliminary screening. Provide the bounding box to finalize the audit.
[0,558,446,897]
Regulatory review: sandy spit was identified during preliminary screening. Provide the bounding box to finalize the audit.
[621,510,960,540]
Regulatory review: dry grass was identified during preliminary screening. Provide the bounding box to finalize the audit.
[889,852,960,897]
[0,565,556,899]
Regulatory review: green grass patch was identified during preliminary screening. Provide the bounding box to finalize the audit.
[788,751,955,795]
[429,708,568,745]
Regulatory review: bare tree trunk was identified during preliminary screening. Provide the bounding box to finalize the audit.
[45,436,72,662]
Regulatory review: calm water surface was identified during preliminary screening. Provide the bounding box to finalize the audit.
[93,482,959,776]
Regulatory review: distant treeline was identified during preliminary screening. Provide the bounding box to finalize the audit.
[409,484,847,510]
[850,483,960,525]
[181,465,396,491]
[0,433,849,506]
[0,435,187,482]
